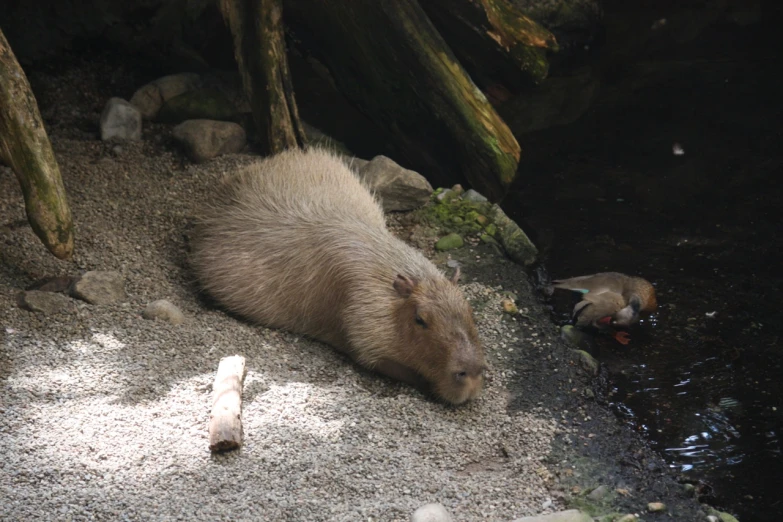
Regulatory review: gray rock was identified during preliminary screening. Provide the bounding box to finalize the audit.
[346,156,369,174]
[410,503,453,522]
[587,485,610,501]
[130,73,202,120]
[142,300,185,325]
[512,509,593,522]
[17,291,75,315]
[172,120,247,163]
[155,73,202,102]
[157,89,237,124]
[70,271,126,305]
[358,155,433,212]
[100,98,142,141]
[485,204,538,266]
[462,189,488,203]
[129,84,163,121]
[572,349,599,376]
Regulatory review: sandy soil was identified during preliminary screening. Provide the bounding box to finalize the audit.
[0,54,708,522]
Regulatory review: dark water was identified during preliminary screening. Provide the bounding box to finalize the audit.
[503,18,782,522]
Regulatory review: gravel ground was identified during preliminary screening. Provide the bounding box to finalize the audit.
[0,66,563,520]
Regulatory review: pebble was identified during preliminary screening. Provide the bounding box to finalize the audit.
[142,300,186,325]
[99,97,142,141]
[411,503,453,522]
[647,502,666,512]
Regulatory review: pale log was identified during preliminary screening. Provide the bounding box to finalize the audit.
[208,355,247,452]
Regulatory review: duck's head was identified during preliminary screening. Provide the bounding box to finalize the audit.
[609,294,643,328]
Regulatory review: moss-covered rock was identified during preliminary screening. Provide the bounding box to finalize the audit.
[485,203,538,266]
[157,88,237,123]
[707,507,740,522]
[435,233,464,251]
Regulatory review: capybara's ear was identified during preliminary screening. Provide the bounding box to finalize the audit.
[393,274,417,297]
[450,266,461,284]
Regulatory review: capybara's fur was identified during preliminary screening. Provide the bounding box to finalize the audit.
[190,147,485,404]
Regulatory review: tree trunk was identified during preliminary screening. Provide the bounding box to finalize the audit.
[284,0,521,202]
[220,0,307,154]
[0,28,74,260]
[419,0,558,97]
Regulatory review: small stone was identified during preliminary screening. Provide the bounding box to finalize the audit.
[647,502,666,512]
[435,189,455,203]
[435,233,464,251]
[587,485,610,501]
[707,517,719,522]
[450,184,464,195]
[17,291,76,315]
[475,214,489,226]
[100,97,142,141]
[584,388,595,399]
[462,189,488,203]
[501,298,518,315]
[142,300,186,325]
[484,223,497,236]
[357,155,433,212]
[172,120,247,163]
[683,483,696,496]
[410,503,453,522]
[617,516,637,522]
[70,271,126,305]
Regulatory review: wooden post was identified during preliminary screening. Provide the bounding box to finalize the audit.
[284,0,521,202]
[208,355,247,452]
[418,0,558,91]
[0,27,74,260]
[220,0,307,154]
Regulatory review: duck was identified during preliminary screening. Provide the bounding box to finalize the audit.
[551,272,657,345]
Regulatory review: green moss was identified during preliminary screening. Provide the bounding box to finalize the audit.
[484,223,498,236]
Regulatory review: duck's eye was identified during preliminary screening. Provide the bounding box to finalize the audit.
[415,314,428,328]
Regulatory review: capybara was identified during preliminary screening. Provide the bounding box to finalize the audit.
[190,147,485,404]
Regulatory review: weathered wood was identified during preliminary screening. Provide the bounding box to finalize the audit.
[284,0,521,202]
[220,0,306,154]
[419,0,558,93]
[0,27,74,260]
[208,355,247,452]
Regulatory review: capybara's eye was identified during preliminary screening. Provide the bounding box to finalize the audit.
[455,371,468,380]
[415,314,428,328]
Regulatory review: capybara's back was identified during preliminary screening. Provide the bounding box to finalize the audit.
[190,147,485,404]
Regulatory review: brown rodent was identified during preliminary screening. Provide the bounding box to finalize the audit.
[190,147,485,405]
